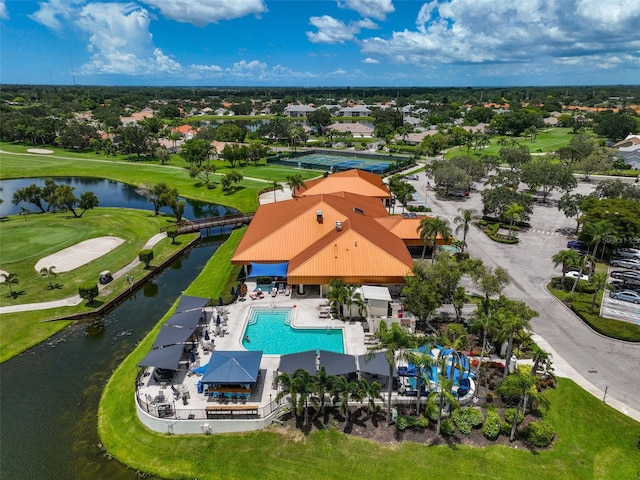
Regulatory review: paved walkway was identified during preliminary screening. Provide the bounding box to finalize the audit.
[0,232,167,314]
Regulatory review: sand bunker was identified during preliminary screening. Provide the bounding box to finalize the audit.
[35,236,124,273]
[27,148,54,154]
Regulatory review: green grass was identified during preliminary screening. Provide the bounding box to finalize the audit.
[446,127,576,158]
[0,208,199,362]
[547,284,640,342]
[98,229,640,480]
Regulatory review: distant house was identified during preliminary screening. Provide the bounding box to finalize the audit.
[120,107,154,125]
[172,124,199,140]
[614,135,640,169]
[337,106,372,117]
[394,130,437,145]
[284,105,316,117]
[326,122,374,138]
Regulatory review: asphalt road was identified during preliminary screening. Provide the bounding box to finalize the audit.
[406,173,640,414]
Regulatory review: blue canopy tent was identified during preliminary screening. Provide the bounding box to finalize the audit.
[201,350,263,386]
[152,325,196,349]
[248,262,288,278]
[165,310,203,330]
[139,344,185,370]
[175,295,209,313]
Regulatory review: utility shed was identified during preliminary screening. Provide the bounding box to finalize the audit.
[360,285,392,317]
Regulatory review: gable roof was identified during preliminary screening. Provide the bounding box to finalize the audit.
[296,169,390,198]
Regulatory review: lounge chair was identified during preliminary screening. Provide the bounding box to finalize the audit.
[256,289,264,299]
[285,286,291,296]
[248,291,257,300]
[277,284,285,294]
[271,287,277,297]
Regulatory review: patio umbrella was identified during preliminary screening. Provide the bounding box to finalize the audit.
[190,350,196,363]
[216,315,221,326]
[230,286,235,298]
[218,296,223,306]
[204,330,210,341]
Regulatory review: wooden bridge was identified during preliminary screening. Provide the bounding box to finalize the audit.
[162,212,255,234]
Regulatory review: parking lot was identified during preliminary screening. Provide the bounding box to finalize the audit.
[403,169,640,411]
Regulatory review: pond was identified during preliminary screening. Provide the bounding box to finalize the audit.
[0,177,237,219]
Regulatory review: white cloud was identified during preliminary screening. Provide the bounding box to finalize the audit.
[191,64,224,73]
[30,1,182,76]
[362,57,379,64]
[307,15,378,44]
[360,0,640,71]
[337,0,395,21]
[29,0,84,31]
[141,0,267,27]
[0,1,8,19]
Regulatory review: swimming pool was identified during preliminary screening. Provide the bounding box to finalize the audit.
[242,308,344,355]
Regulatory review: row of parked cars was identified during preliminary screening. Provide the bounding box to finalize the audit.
[565,241,640,302]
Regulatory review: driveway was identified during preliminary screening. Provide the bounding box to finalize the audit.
[406,173,640,414]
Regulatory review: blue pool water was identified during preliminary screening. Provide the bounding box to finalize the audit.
[242,308,344,355]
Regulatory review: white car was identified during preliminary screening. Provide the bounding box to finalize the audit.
[564,271,589,281]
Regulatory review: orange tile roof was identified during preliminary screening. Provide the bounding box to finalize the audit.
[295,169,390,199]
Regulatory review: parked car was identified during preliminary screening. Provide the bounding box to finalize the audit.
[609,289,640,303]
[613,249,640,259]
[609,280,640,293]
[610,258,640,270]
[447,190,468,198]
[564,271,589,281]
[404,174,419,181]
[567,240,588,251]
[610,270,640,280]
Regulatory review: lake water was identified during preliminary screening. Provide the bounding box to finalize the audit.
[0,177,237,219]
[0,178,237,478]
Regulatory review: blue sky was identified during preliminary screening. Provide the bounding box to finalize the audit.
[1,0,639,87]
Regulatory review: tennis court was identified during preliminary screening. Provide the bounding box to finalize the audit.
[269,152,394,174]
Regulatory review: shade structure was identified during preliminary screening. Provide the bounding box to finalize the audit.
[278,350,317,375]
[201,351,263,385]
[318,350,357,376]
[165,309,203,329]
[248,262,288,278]
[357,350,396,377]
[175,295,209,313]
[152,324,196,349]
[139,344,185,370]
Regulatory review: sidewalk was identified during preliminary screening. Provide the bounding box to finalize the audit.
[0,233,167,314]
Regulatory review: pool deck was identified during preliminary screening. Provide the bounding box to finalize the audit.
[136,287,368,422]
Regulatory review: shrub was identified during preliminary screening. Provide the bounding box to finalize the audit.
[396,415,429,431]
[526,420,555,448]
[78,283,99,303]
[504,408,524,426]
[138,249,154,268]
[256,276,271,285]
[483,409,501,440]
[440,417,455,436]
[452,407,484,436]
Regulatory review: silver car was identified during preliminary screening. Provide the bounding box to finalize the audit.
[609,289,640,304]
[610,258,640,270]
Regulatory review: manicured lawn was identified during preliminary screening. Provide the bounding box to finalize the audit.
[446,127,576,158]
[99,233,640,480]
[0,208,199,361]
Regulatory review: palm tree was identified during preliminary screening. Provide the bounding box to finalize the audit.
[570,252,594,294]
[453,208,479,254]
[285,174,306,197]
[582,220,616,262]
[503,203,524,239]
[327,279,350,320]
[40,265,57,289]
[428,359,459,435]
[551,249,581,287]
[471,311,491,399]
[417,216,452,263]
[494,299,537,378]
[358,377,382,416]
[366,321,417,425]
[1,272,19,298]
[270,181,283,203]
[330,375,359,427]
[276,368,318,425]
[530,343,551,377]
[404,348,436,415]
[496,370,549,441]
[313,366,333,417]
[589,271,608,314]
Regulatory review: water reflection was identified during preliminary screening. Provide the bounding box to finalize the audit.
[0,236,224,479]
[0,177,237,219]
